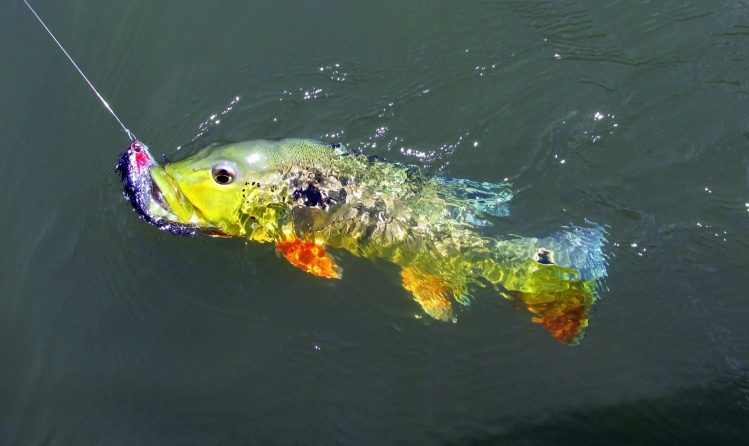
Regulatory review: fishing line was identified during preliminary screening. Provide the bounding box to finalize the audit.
[23,0,136,142]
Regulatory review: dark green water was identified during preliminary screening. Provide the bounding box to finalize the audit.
[3,0,748,444]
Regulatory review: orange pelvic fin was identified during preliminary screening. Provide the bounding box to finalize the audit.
[401,267,454,321]
[520,289,591,345]
[275,238,342,279]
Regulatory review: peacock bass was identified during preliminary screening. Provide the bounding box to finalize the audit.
[116,138,607,345]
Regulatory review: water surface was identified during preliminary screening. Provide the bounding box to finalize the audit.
[2,0,748,444]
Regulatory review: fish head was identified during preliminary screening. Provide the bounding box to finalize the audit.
[149,142,284,236]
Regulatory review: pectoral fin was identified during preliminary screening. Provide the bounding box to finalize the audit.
[275,238,342,279]
[401,267,454,322]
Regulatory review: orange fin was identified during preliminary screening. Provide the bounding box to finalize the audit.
[275,239,342,279]
[520,289,591,345]
[401,267,454,321]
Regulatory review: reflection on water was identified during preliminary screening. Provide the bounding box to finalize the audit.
[2,0,748,443]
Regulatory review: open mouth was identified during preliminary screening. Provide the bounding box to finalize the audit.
[149,176,172,215]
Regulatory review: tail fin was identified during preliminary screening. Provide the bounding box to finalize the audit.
[490,223,608,345]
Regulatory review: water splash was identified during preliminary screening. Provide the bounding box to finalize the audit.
[177,96,241,150]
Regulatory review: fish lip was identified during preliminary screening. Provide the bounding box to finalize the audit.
[148,165,192,219]
[149,178,172,214]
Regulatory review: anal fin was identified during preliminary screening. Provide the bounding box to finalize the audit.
[401,267,454,321]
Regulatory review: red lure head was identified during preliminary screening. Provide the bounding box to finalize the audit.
[128,141,156,174]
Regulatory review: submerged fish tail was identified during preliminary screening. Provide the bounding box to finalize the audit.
[468,223,608,345]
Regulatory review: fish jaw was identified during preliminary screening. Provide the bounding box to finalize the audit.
[150,166,204,225]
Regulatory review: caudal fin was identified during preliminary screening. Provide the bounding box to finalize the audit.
[490,223,608,345]
[528,223,607,345]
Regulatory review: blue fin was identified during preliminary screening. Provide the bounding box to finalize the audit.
[435,177,514,226]
[533,223,609,283]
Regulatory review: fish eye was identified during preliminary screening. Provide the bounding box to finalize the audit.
[212,163,236,185]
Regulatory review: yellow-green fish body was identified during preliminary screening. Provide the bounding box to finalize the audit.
[119,138,607,344]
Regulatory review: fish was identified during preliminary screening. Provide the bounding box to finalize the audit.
[116,138,608,345]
